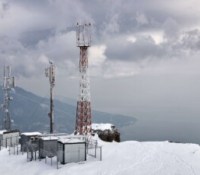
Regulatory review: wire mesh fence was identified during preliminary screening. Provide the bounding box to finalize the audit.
[87,139,102,161]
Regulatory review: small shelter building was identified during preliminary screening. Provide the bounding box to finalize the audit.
[0,130,20,147]
[57,137,86,164]
[39,136,58,159]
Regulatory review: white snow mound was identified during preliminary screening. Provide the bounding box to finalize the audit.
[92,123,114,131]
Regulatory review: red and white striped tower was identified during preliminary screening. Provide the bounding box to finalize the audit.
[75,22,92,135]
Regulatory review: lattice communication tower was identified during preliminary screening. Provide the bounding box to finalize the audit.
[75,22,92,135]
[1,66,15,131]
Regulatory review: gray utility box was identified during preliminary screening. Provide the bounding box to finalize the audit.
[39,136,58,159]
[57,138,86,164]
[0,130,20,147]
[20,132,41,152]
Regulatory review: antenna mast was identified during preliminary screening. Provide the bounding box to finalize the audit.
[1,65,15,131]
[75,22,92,135]
[45,61,55,133]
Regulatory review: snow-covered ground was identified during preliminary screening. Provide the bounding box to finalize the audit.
[92,123,114,131]
[1,140,200,175]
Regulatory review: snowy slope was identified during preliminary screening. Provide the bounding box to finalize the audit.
[0,140,200,175]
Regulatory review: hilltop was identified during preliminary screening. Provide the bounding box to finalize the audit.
[0,140,200,175]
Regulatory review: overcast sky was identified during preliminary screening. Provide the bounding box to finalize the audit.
[1,0,200,124]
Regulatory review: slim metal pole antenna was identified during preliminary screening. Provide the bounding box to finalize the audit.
[1,65,15,131]
[45,61,55,133]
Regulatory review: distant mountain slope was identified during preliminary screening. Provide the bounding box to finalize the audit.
[0,86,136,135]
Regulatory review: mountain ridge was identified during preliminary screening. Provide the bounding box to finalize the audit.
[0,86,137,137]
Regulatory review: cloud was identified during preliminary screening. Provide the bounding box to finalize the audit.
[101,60,141,78]
[1,0,200,79]
[135,12,149,25]
[89,45,106,66]
[0,36,50,77]
[0,0,92,77]
[162,18,180,40]
[179,29,200,51]
[19,29,55,48]
[105,35,166,61]
[0,2,50,38]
